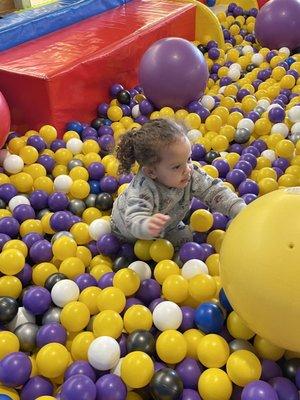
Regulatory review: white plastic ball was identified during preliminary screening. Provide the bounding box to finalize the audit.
[251,53,264,66]
[7,307,36,332]
[218,86,226,94]
[261,149,276,162]
[288,106,300,123]
[88,218,111,240]
[271,123,289,138]
[279,47,290,56]
[152,301,182,331]
[257,99,270,110]
[128,261,152,281]
[111,357,124,376]
[187,129,202,143]
[201,95,215,110]
[181,259,209,279]
[242,45,254,55]
[237,118,255,133]
[220,151,228,158]
[132,105,141,118]
[230,63,242,71]
[66,138,83,154]
[8,195,30,211]
[291,122,300,135]
[51,279,79,307]
[88,336,120,370]
[54,175,73,193]
[228,68,240,81]
[3,155,24,174]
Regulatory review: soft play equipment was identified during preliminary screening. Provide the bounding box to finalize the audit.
[215,0,258,8]
[0,92,10,149]
[0,0,131,52]
[139,37,209,109]
[255,0,300,50]
[220,188,300,352]
[0,0,224,135]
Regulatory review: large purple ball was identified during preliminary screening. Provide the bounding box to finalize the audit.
[0,352,32,387]
[179,242,205,263]
[21,375,53,400]
[135,279,161,305]
[97,234,120,256]
[269,377,299,400]
[23,286,52,315]
[139,38,209,109]
[255,0,300,50]
[60,374,96,400]
[242,380,279,400]
[29,239,53,263]
[65,360,97,382]
[175,358,203,389]
[95,374,127,400]
[36,323,67,347]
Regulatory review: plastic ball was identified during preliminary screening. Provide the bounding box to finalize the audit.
[52,236,77,260]
[60,374,96,400]
[36,343,70,379]
[121,351,154,388]
[87,336,120,370]
[0,249,25,275]
[0,331,20,360]
[60,301,90,332]
[93,310,123,338]
[194,302,225,334]
[123,304,153,333]
[188,274,216,302]
[241,380,279,400]
[153,301,183,331]
[198,368,232,400]
[113,268,140,296]
[226,350,262,387]
[181,259,208,279]
[197,334,230,368]
[95,374,126,400]
[51,279,79,307]
[3,155,24,174]
[88,218,111,240]
[154,260,180,284]
[126,330,155,355]
[149,368,183,400]
[0,352,31,387]
[128,261,151,281]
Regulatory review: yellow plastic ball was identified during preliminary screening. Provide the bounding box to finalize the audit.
[59,257,85,279]
[275,139,295,158]
[3,239,28,257]
[40,213,55,234]
[70,222,91,245]
[185,113,201,129]
[76,246,92,267]
[227,112,244,128]
[70,331,95,361]
[25,163,47,180]
[175,109,189,120]
[54,148,73,166]
[93,310,123,338]
[19,145,39,165]
[10,173,33,193]
[278,173,298,187]
[205,253,220,276]
[149,239,174,262]
[225,152,240,168]
[0,249,25,275]
[226,350,262,387]
[197,334,229,368]
[60,301,90,332]
[113,268,140,296]
[281,75,296,89]
[190,209,214,232]
[0,276,22,298]
[107,106,123,122]
[32,262,58,286]
[156,330,187,364]
[211,135,229,152]
[121,351,154,388]
[123,305,153,333]
[205,115,222,132]
[69,166,89,181]
[201,165,219,179]
[52,237,77,260]
[39,125,57,144]
[36,343,70,379]
[82,139,100,155]
[254,335,285,361]
[183,329,205,359]
[159,107,175,118]
[79,286,102,315]
[97,287,126,313]
[258,178,279,195]
[227,311,255,340]
[198,368,232,400]
[188,274,216,303]
[134,239,153,261]
[70,179,90,199]
[20,219,43,237]
[90,264,113,280]
[0,331,20,360]
[154,260,180,284]
[162,274,189,303]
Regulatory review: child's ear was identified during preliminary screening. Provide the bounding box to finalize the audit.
[142,166,157,179]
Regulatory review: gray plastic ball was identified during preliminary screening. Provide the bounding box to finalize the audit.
[68,199,86,216]
[85,194,97,208]
[68,159,83,171]
[42,307,62,325]
[234,128,251,144]
[37,208,50,219]
[15,322,39,352]
[51,231,74,244]
[254,106,265,114]
[229,339,258,355]
[290,132,300,144]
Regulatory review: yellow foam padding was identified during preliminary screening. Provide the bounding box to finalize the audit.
[188,1,225,48]
[216,0,258,10]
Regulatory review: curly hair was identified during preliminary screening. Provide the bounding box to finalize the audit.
[116,118,188,174]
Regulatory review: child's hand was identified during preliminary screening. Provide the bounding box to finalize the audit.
[147,213,170,237]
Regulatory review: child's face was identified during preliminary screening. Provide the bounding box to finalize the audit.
[149,135,193,189]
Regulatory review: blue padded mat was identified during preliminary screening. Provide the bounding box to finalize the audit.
[0,0,130,51]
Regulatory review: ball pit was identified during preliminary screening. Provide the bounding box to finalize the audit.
[0,2,300,399]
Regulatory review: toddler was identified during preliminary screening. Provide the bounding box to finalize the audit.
[111,118,246,247]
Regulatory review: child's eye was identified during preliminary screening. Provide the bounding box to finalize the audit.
[173,165,180,170]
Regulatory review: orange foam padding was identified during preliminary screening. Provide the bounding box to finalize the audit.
[0,0,195,136]
[257,0,269,7]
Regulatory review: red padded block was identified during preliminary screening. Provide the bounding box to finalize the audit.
[0,0,195,136]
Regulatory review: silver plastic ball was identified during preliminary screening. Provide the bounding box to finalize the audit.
[234,128,251,144]
[229,339,258,355]
[37,208,50,219]
[42,307,62,325]
[14,322,39,352]
[254,106,265,115]
[51,231,74,244]
[85,194,97,208]
[68,199,86,216]
[290,132,300,144]
[68,159,84,171]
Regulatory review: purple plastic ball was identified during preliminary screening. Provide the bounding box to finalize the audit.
[60,374,96,400]
[29,190,49,210]
[238,179,259,196]
[21,375,53,400]
[226,169,247,187]
[29,239,53,263]
[100,176,118,193]
[212,159,230,178]
[148,298,164,313]
[242,193,257,204]
[241,380,279,400]
[118,333,128,357]
[0,233,11,250]
[234,160,253,176]
[98,272,115,289]
[74,273,98,291]
[98,134,115,152]
[23,286,52,316]
[191,144,206,161]
[48,192,69,212]
[179,242,205,263]
[16,263,32,286]
[27,135,46,152]
[181,389,201,400]
[97,234,120,256]
[97,103,109,118]
[110,83,124,97]
[0,217,19,238]
[0,183,17,203]
[123,297,144,313]
[272,157,289,171]
[37,155,55,173]
[179,306,195,331]
[36,323,67,348]
[65,360,97,382]
[95,374,127,400]
[251,139,267,153]
[118,173,134,185]
[269,376,298,400]
[200,243,214,260]
[117,242,135,260]
[136,279,161,305]
[190,197,208,212]
[22,232,44,248]
[268,107,285,123]
[0,352,32,387]
[240,153,257,168]
[13,204,36,223]
[212,212,228,230]
[242,145,260,158]
[88,162,105,180]
[175,358,203,389]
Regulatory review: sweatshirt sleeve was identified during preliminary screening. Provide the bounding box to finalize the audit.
[190,165,246,219]
[124,186,155,240]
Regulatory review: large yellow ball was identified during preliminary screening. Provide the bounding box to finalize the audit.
[121,351,154,388]
[220,188,300,351]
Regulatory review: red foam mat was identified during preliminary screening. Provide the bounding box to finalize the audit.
[0,0,195,135]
